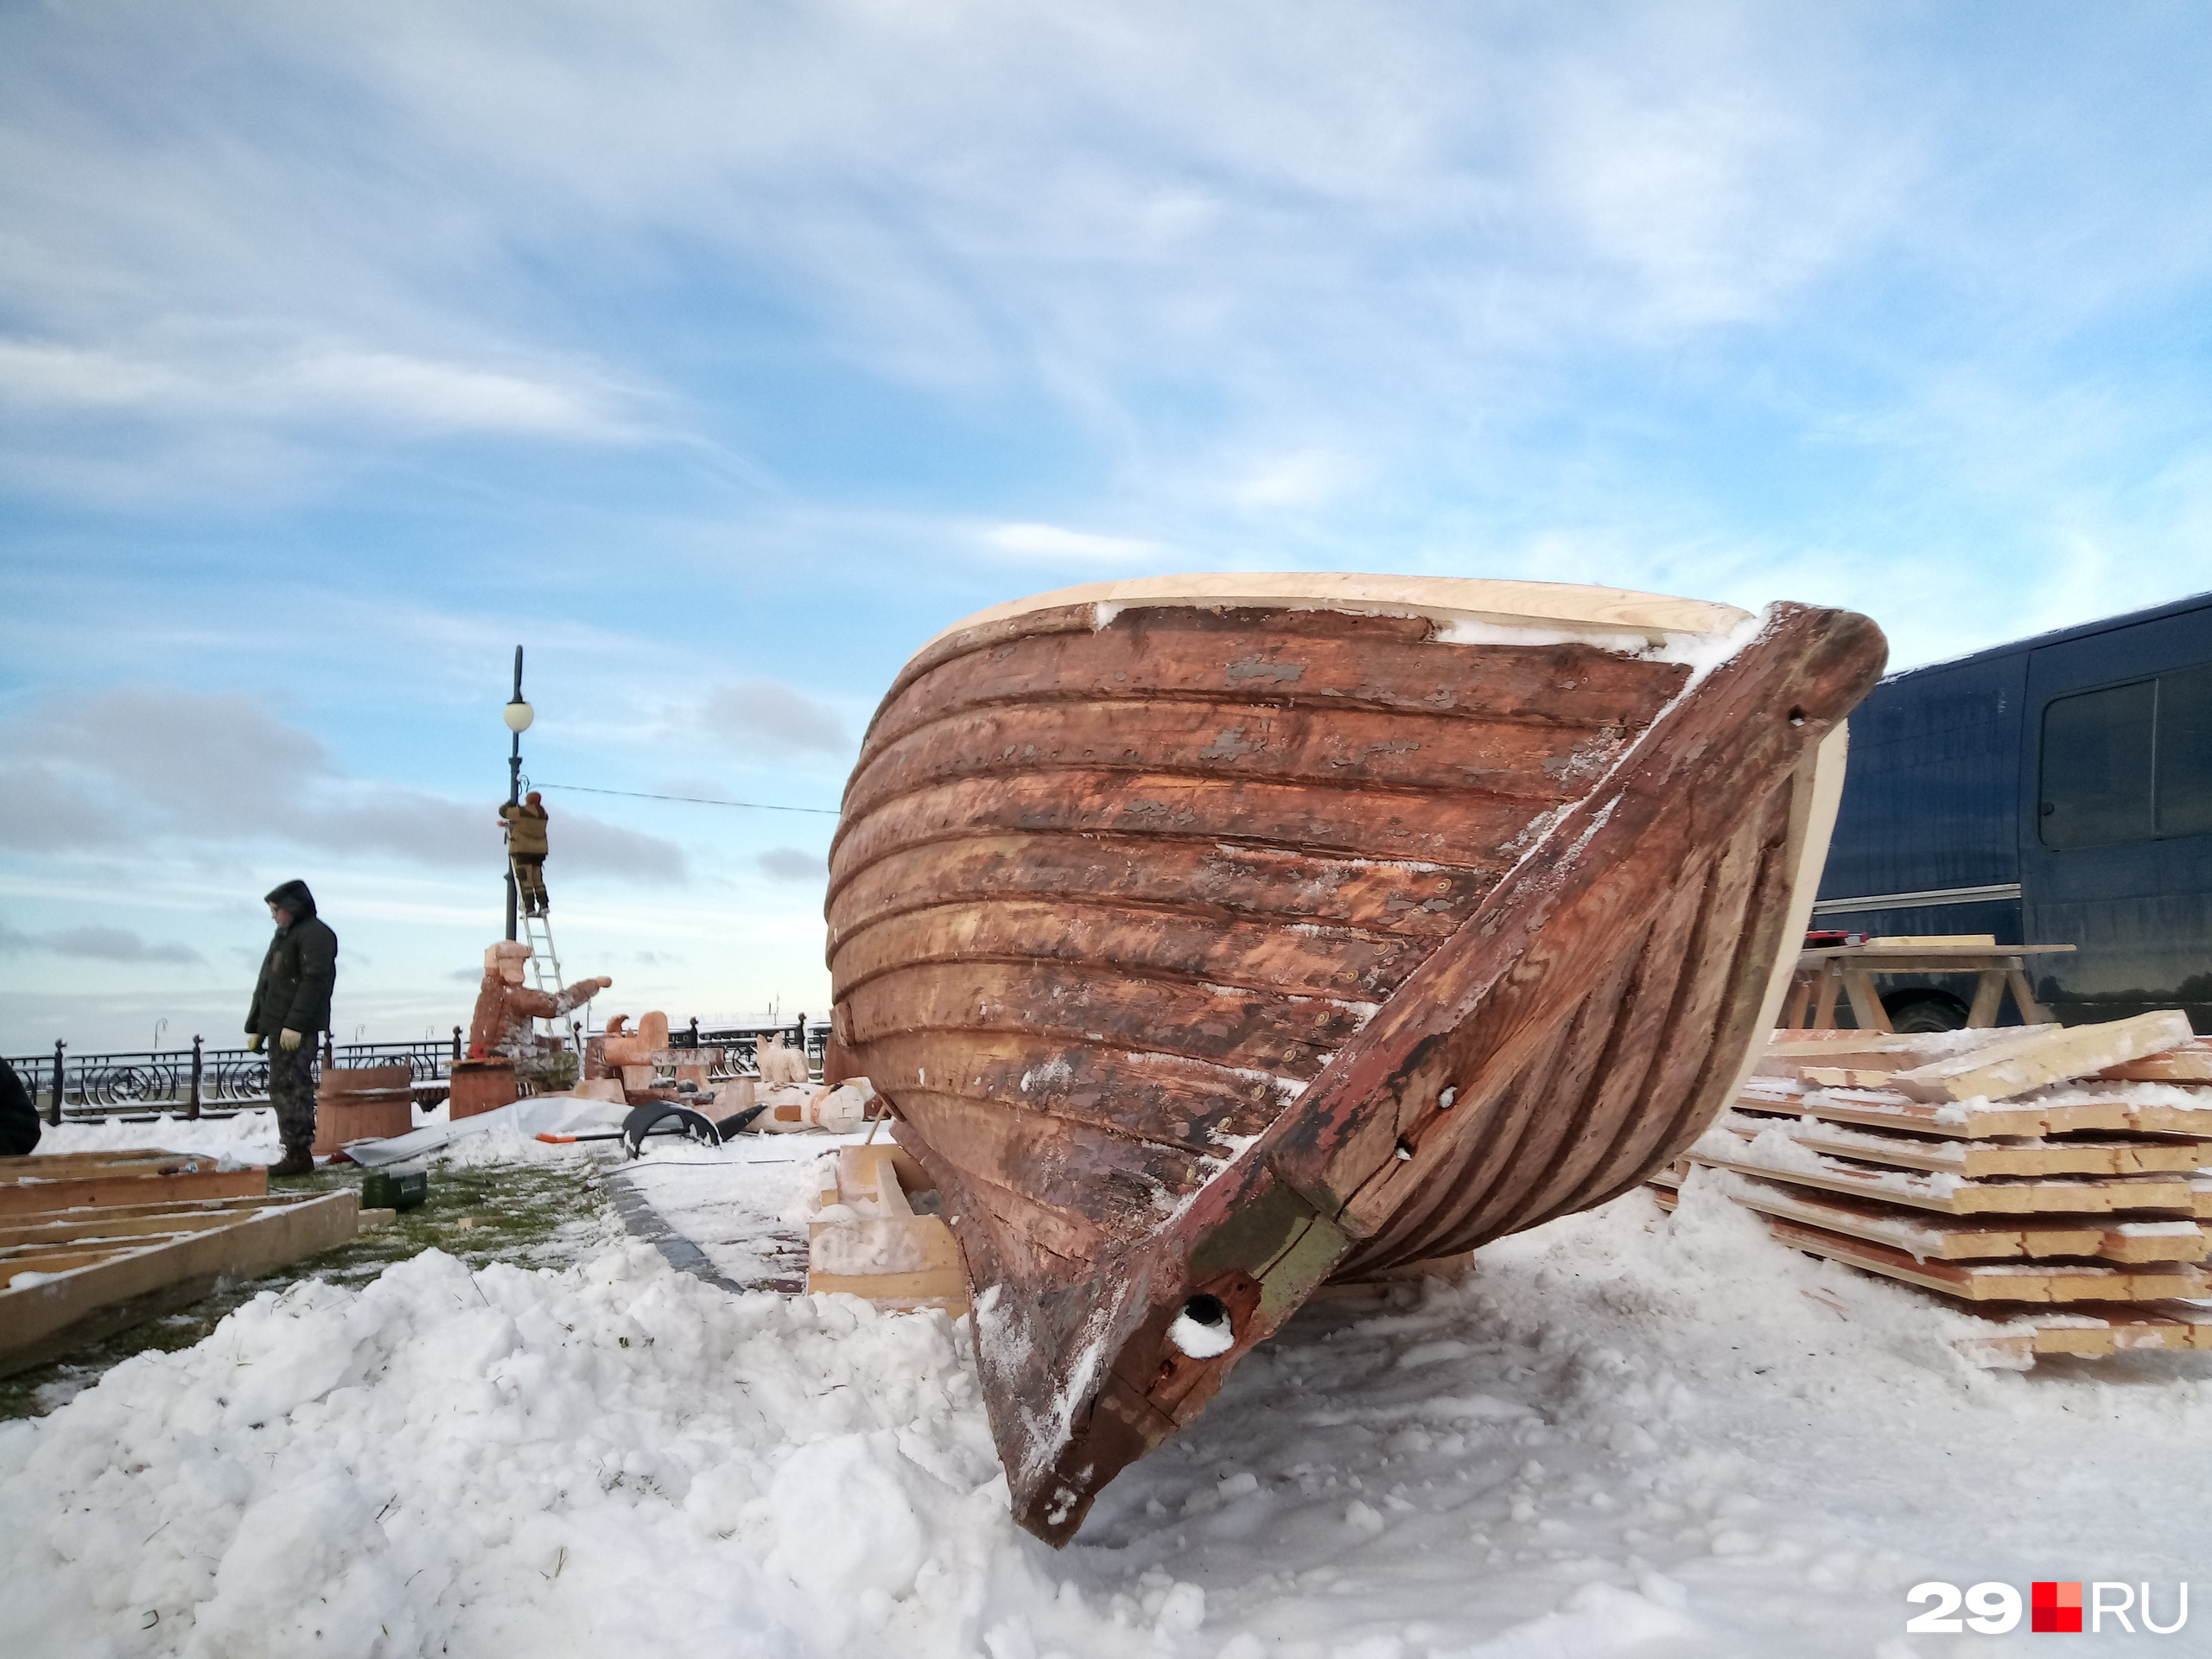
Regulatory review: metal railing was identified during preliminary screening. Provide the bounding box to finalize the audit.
[4,1034,467,1123]
[670,1014,829,1078]
[8,1017,830,1123]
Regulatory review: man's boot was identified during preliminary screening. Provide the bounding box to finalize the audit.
[268,1144,315,1179]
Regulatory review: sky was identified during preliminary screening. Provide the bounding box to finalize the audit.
[3,1,2211,1053]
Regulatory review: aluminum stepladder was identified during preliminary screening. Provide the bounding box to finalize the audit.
[510,855,575,1043]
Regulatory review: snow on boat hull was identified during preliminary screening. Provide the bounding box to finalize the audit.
[823,575,1886,1542]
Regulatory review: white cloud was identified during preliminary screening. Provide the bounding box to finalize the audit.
[0,341,184,408]
[982,521,1164,564]
[698,680,849,758]
[270,346,624,436]
[0,336,632,439]
[0,688,687,881]
[1227,448,1364,512]
[0,916,204,966]
[757,847,825,884]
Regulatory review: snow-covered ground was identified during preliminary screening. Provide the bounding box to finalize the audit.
[4,1160,2207,1656]
[31,1099,639,1171]
[33,1106,287,1165]
[607,1131,866,1288]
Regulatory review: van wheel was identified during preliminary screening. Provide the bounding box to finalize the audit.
[1883,991,1969,1033]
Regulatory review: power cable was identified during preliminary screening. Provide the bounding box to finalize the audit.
[536,783,839,816]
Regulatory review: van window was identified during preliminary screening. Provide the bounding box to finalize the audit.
[2039,662,2212,848]
[2157,661,2212,836]
[2041,681,2154,848]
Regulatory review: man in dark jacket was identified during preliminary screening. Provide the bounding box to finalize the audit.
[0,1056,39,1156]
[247,878,338,1176]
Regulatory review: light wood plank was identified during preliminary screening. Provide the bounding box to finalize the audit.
[1683,1146,2195,1214]
[1717,1112,2211,1177]
[1655,1173,2206,1263]
[1885,1011,2195,1103]
[1758,1215,2207,1301]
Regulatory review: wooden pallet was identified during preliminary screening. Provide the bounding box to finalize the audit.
[0,1149,266,1217]
[1,1188,359,1375]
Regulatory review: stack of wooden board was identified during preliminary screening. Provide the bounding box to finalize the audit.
[1648,1011,2212,1368]
[0,1151,359,1376]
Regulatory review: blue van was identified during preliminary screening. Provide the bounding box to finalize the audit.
[1815,591,2212,1032]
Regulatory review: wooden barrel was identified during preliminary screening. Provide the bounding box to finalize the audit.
[447,1058,518,1120]
[311,1065,414,1154]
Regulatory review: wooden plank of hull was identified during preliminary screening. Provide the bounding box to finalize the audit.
[893,1088,1211,1245]
[842,960,1370,1079]
[845,698,1628,827]
[830,836,1494,951]
[845,1029,1284,1155]
[1328,952,1639,1278]
[864,606,1692,755]
[830,769,1555,883]
[833,593,1885,1545]
[832,898,1429,1007]
[1332,804,1791,1276]
[830,836,1493,955]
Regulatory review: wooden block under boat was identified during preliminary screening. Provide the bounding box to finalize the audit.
[823,572,1888,1542]
[0,1150,265,1217]
[0,1188,358,1376]
[806,1144,968,1314]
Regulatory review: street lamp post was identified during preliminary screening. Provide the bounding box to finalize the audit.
[502,645,535,943]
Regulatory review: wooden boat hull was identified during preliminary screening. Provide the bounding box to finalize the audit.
[824,575,1885,1542]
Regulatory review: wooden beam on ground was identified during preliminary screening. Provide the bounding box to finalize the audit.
[0,1194,288,1251]
[1736,1080,2130,1137]
[0,1150,266,1217]
[0,1189,358,1376]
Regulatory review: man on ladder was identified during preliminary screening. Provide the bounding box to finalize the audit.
[499,790,551,915]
